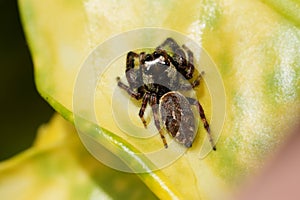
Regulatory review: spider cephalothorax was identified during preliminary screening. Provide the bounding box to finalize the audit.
[117,37,216,150]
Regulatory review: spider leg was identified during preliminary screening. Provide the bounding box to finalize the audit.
[150,93,168,148]
[126,51,139,72]
[186,97,216,151]
[180,74,203,90]
[116,77,143,100]
[125,51,143,89]
[182,44,195,79]
[157,37,186,59]
[191,73,202,88]
[158,38,198,81]
[157,37,180,50]
[139,92,150,128]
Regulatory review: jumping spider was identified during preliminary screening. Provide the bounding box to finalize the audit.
[117,38,216,150]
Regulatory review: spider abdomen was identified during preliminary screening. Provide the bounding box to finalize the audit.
[159,91,196,148]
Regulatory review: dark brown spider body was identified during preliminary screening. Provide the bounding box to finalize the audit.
[141,52,180,96]
[117,38,216,150]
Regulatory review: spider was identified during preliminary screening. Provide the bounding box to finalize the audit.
[116,37,216,150]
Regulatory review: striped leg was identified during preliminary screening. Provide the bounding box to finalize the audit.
[187,97,216,151]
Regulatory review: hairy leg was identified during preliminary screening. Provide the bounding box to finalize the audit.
[126,51,139,72]
[125,51,143,89]
[187,97,216,151]
[182,44,195,79]
[150,93,168,148]
[180,74,203,90]
[138,92,150,127]
[116,77,143,100]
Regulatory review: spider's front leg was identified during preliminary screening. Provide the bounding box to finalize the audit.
[157,38,194,80]
[117,51,145,99]
[149,93,168,148]
[125,51,143,89]
[182,44,195,79]
[157,37,185,58]
[187,97,216,151]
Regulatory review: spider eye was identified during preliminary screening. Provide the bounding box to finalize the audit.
[153,51,160,58]
[145,54,153,61]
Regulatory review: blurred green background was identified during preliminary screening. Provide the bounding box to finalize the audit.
[0,0,54,161]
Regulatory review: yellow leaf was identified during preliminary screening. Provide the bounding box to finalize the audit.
[19,0,300,199]
[0,114,158,200]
